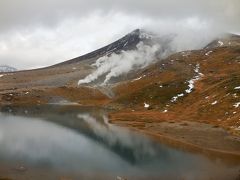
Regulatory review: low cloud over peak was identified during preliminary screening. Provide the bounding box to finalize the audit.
[0,0,239,69]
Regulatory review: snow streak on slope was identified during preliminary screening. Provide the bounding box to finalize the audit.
[170,63,203,103]
[78,42,160,85]
[185,63,203,94]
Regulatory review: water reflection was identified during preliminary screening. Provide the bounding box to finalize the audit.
[0,106,239,179]
[0,113,131,173]
[77,113,160,164]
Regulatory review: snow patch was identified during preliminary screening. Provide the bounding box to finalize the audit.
[132,75,146,82]
[233,93,238,98]
[144,103,150,108]
[0,74,4,78]
[233,102,240,108]
[170,64,203,103]
[211,101,218,105]
[205,51,213,56]
[171,93,184,103]
[234,86,240,90]
[185,80,194,93]
[185,63,203,94]
[218,41,224,46]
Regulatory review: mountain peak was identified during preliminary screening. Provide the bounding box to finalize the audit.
[129,28,140,35]
[52,28,151,67]
[0,65,17,73]
[129,28,156,40]
[52,28,175,67]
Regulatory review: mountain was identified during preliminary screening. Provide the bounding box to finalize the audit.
[0,29,240,155]
[52,29,174,67]
[0,65,17,73]
[52,29,143,67]
[204,33,240,49]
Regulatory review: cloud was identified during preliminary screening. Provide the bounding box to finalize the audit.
[0,0,239,69]
[0,13,148,69]
[0,0,239,31]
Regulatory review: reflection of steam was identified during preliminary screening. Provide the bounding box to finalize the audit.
[0,111,239,178]
[0,114,132,171]
[77,113,157,161]
[78,42,160,85]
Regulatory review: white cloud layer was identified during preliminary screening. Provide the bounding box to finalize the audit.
[0,0,239,69]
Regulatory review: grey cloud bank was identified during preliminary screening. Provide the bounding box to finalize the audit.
[0,0,239,69]
[1,0,239,31]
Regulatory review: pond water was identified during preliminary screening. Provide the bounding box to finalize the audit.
[0,105,239,180]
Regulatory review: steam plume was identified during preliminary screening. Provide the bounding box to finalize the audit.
[78,42,160,85]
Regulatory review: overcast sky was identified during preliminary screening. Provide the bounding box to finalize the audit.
[0,0,239,70]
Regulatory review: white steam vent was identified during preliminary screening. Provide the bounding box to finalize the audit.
[78,42,160,85]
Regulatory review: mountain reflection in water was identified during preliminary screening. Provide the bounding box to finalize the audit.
[0,105,239,179]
